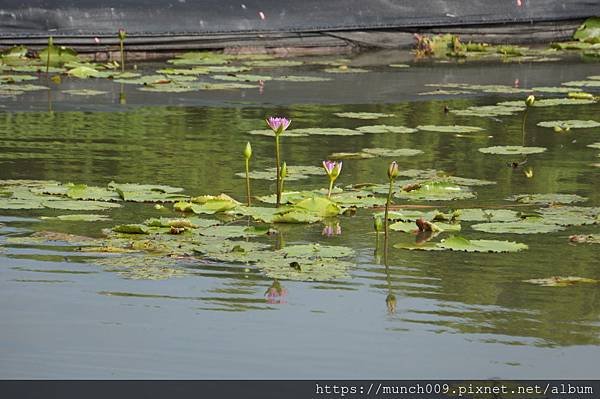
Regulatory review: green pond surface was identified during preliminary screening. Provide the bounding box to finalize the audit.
[1,51,599,378]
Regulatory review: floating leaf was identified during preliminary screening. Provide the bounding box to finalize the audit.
[243,60,303,67]
[112,224,150,234]
[478,146,546,155]
[537,120,600,129]
[538,206,600,226]
[356,125,417,134]
[457,208,521,222]
[417,125,484,133]
[396,235,527,252]
[334,112,394,120]
[259,256,352,281]
[507,193,587,205]
[323,67,369,73]
[328,151,375,160]
[573,17,600,43]
[42,200,121,211]
[587,143,600,149]
[278,244,354,259]
[42,214,111,222]
[61,89,107,96]
[471,220,565,234]
[390,220,461,233]
[273,75,332,82]
[246,128,309,137]
[66,184,121,201]
[291,127,362,136]
[357,147,423,158]
[395,181,475,201]
[293,197,341,217]
[92,255,186,280]
[211,74,272,82]
[0,198,44,209]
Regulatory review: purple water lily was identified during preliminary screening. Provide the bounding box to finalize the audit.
[266,117,291,135]
[322,160,342,198]
[266,116,291,206]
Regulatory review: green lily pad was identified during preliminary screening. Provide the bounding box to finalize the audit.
[395,181,475,201]
[0,198,45,209]
[334,112,394,120]
[271,210,322,224]
[41,214,111,222]
[360,148,423,157]
[532,86,583,93]
[389,64,410,68]
[42,200,121,211]
[291,127,362,136]
[396,235,527,252]
[478,146,547,155]
[586,143,600,149]
[243,60,303,67]
[92,255,186,280]
[417,125,484,133]
[199,225,272,239]
[211,74,272,82]
[273,75,332,82]
[66,184,121,201]
[67,66,105,79]
[457,208,521,222]
[538,206,600,226]
[109,182,187,202]
[167,51,232,66]
[524,276,600,287]
[507,193,587,205]
[390,220,461,233]
[451,105,523,118]
[534,98,596,106]
[5,231,99,246]
[0,74,38,83]
[38,45,79,66]
[356,125,417,134]
[292,197,341,217]
[537,120,600,129]
[61,89,107,96]
[260,256,352,281]
[112,224,150,234]
[199,82,257,90]
[328,151,375,160]
[471,220,565,234]
[278,244,354,259]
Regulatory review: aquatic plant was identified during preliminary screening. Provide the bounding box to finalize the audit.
[45,36,53,75]
[243,142,252,206]
[265,116,291,206]
[384,161,399,239]
[322,160,342,198]
[118,29,127,72]
[279,161,287,198]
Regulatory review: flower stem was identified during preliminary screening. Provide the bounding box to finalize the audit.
[245,158,251,207]
[384,179,394,241]
[521,107,528,147]
[120,39,125,72]
[327,178,334,198]
[275,134,281,206]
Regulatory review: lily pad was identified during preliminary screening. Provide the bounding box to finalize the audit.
[243,60,303,67]
[66,184,121,201]
[273,75,331,82]
[356,125,417,134]
[587,143,600,149]
[471,220,565,234]
[395,181,475,201]
[334,112,394,120]
[417,125,484,133]
[323,67,369,73]
[112,224,150,234]
[211,74,272,82]
[259,256,352,281]
[246,129,309,137]
[42,214,111,222]
[291,127,362,136]
[278,244,354,259]
[478,146,546,155]
[328,151,375,160]
[390,220,461,233]
[360,148,423,157]
[397,235,528,253]
[537,120,600,129]
[538,206,600,226]
[507,193,587,205]
[457,208,521,222]
[42,200,121,211]
[61,89,107,96]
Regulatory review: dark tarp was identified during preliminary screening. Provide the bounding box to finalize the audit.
[1,0,599,37]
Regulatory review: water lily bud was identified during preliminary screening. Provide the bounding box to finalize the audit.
[331,161,342,179]
[387,160,399,180]
[374,215,384,232]
[280,161,287,179]
[525,95,535,107]
[243,141,252,160]
[118,29,127,41]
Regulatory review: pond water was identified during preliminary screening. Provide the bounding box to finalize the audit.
[0,50,599,378]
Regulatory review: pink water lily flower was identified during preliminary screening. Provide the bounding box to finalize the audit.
[266,116,291,135]
[322,160,342,178]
